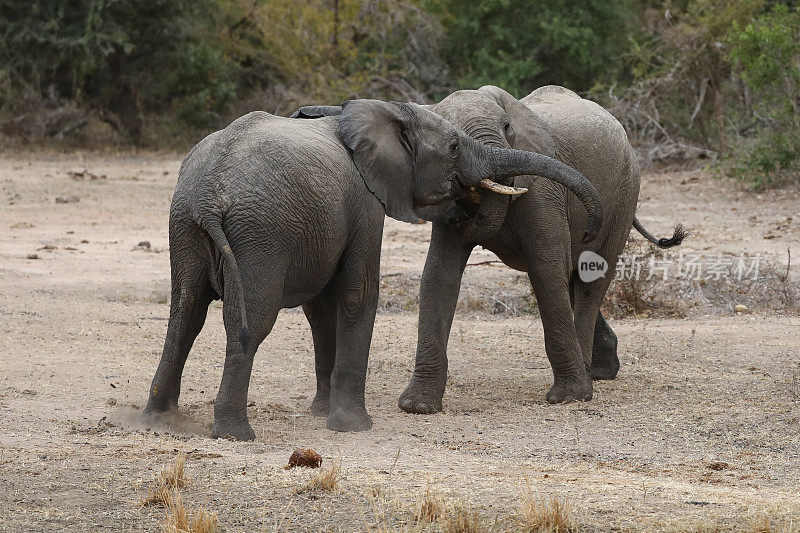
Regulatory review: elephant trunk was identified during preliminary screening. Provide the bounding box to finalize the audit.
[458,135,603,243]
[457,135,514,242]
[459,189,510,242]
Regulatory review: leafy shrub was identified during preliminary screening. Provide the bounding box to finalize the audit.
[726,4,800,187]
[2,0,800,178]
[431,0,634,97]
[0,0,236,142]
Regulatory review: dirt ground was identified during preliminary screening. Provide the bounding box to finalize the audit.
[1,152,800,532]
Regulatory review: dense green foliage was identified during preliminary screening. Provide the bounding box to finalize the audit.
[727,4,800,186]
[433,0,635,97]
[0,0,235,139]
[0,0,449,143]
[1,0,799,186]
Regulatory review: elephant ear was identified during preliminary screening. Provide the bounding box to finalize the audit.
[289,104,343,119]
[478,85,556,157]
[338,99,419,223]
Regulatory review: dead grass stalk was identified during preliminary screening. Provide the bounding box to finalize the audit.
[142,453,187,507]
[160,489,218,533]
[517,473,575,533]
[413,486,444,522]
[440,502,485,533]
[140,452,217,533]
[296,461,341,494]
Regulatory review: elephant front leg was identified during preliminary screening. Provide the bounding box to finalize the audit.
[399,222,474,414]
[325,244,381,432]
[591,311,619,380]
[530,264,593,403]
[526,213,592,403]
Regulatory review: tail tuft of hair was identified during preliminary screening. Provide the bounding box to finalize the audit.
[657,223,689,248]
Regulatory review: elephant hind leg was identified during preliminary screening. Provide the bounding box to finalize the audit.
[144,248,215,416]
[591,312,619,380]
[212,258,284,441]
[574,238,626,381]
[303,286,338,417]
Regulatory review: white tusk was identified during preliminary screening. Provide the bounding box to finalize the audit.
[479,179,528,195]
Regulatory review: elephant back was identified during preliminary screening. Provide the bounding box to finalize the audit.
[520,85,637,190]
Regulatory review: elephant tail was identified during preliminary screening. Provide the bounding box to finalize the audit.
[633,216,689,249]
[203,217,251,355]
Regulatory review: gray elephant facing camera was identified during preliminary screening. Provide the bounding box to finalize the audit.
[399,85,686,411]
[142,99,603,440]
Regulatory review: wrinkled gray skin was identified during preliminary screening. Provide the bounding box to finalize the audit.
[142,99,603,440]
[398,85,687,411]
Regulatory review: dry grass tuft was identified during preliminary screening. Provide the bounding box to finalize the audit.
[517,473,575,533]
[603,276,688,318]
[142,481,177,508]
[379,272,537,317]
[518,495,574,533]
[743,514,800,533]
[140,453,217,533]
[604,240,800,318]
[441,502,485,533]
[749,517,772,533]
[142,453,187,507]
[413,486,444,522]
[296,461,341,494]
[163,453,187,488]
[160,489,218,533]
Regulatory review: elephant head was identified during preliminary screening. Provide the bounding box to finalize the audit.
[431,85,560,241]
[296,99,602,241]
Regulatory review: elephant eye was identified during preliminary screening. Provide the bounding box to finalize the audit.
[449,138,459,154]
[504,121,515,139]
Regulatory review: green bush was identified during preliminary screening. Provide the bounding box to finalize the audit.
[726,4,800,187]
[431,0,635,97]
[1,0,799,178]
[0,0,236,142]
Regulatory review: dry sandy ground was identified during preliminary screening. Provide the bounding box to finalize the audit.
[1,153,800,532]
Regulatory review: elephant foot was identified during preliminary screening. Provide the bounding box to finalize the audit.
[142,403,175,419]
[143,388,179,416]
[326,407,373,432]
[591,353,620,381]
[310,393,330,417]
[398,379,444,414]
[141,403,181,430]
[211,417,256,441]
[546,376,593,404]
[592,315,619,380]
